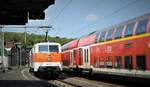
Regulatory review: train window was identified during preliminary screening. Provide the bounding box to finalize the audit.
[73,50,76,58]
[94,58,100,67]
[99,31,106,42]
[106,56,112,68]
[115,56,122,68]
[136,19,148,34]
[124,23,134,37]
[84,49,86,63]
[38,45,48,52]
[106,29,114,41]
[86,49,89,63]
[99,57,105,67]
[115,26,123,39]
[124,56,133,69]
[70,51,74,65]
[95,32,100,43]
[49,45,59,52]
[136,55,146,70]
[79,48,82,65]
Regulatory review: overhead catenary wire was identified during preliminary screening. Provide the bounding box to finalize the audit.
[51,0,73,36]
[68,0,139,37]
[50,0,73,24]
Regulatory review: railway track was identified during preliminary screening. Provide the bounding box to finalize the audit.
[27,68,137,87]
[48,79,81,87]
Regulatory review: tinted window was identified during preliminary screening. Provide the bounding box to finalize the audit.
[84,49,86,63]
[136,19,148,34]
[78,48,82,65]
[136,55,146,70]
[49,45,59,52]
[95,32,100,43]
[99,31,106,42]
[115,26,123,39]
[124,56,133,69]
[115,56,122,68]
[39,45,48,52]
[106,56,112,68]
[124,23,134,37]
[87,49,89,63]
[106,29,114,40]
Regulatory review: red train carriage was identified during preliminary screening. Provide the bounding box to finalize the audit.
[61,13,150,79]
[91,14,150,78]
[62,33,97,73]
[61,39,79,69]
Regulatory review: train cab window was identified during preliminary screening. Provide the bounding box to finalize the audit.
[99,31,106,42]
[124,56,133,70]
[115,56,122,68]
[124,23,134,37]
[106,29,114,41]
[136,19,148,34]
[136,55,146,70]
[49,45,59,52]
[39,45,48,52]
[115,26,123,39]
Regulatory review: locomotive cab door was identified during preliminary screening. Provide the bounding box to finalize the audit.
[83,46,90,67]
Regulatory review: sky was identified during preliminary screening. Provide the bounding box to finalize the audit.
[4,0,150,38]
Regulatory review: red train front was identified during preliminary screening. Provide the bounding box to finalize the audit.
[61,13,150,79]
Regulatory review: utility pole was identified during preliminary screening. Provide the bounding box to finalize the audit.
[45,29,48,42]
[14,42,22,69]
[0,25,5,72]
[24,27,26,47]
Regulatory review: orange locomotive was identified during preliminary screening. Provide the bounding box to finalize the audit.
[62,13,150,79]
[29,42,62,76]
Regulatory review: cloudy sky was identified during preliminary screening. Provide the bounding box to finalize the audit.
[4,0,150,38]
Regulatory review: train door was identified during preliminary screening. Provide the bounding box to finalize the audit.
[78,48,82,65]
[70,50,74,66]
[83,47,90,67]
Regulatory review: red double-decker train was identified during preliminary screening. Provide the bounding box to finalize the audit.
[61,13,150,79]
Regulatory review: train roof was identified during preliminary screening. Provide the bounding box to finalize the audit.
[34,42,61,46]
[61,39,79,50]
[78,33,96,47]
[62,13,150,51]
[95,13,150,33]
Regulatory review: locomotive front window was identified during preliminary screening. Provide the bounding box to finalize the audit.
[49,45,59,52]
[39,45,48,52]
